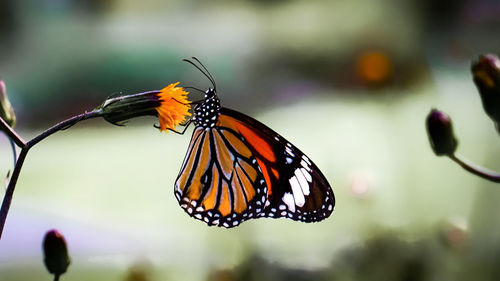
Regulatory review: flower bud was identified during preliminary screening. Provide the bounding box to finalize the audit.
[471,54,500,133]
[0,80,16,128]
[43,229,71,276]
[99,90,163,126]
[426,109,458,156]
[98,83,191,132]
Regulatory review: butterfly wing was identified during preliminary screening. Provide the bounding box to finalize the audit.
[217,108,335,223]
[175,126,268,228]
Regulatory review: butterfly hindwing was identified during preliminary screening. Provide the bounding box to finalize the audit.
[175,127,268,228]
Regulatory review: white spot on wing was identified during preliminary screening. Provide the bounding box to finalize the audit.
[303,155,312,165]
[300,168,312,182]
[282,192,295,212]
[289,177,305,207]
[295,168,310,196]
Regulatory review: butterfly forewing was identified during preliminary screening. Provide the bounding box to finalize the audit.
[217,108,335,223]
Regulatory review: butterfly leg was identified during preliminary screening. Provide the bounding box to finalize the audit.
[155,119,193,135]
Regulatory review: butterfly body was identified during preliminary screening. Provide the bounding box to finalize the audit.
[174,88,335,228]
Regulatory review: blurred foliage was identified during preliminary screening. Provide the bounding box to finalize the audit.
[206,224,500,281]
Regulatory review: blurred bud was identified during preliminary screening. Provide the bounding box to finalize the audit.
[426,109,458,156]
[471,54,500,134]
[439,217,468,251]
[0,80,16,127]
[348,169,375,199]
[43,229,71,276]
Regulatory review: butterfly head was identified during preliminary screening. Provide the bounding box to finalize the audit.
[193,88,220,128]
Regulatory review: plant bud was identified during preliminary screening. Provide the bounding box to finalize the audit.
[426,109,458,156]
[99,90,162,126]
[43,229,71,276]
[471,54,500,134]
[0,80,16,128]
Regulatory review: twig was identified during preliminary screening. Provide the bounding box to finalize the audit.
[0,109,103,239]
[449,154,500,183]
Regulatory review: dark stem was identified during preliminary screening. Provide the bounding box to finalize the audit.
[0,109,103,239]
[449,153,500,183]
[54,274,60,281]
[0,148,28,238]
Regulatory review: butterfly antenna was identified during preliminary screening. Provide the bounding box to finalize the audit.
[191,57,217,91]
[182,58,217,91]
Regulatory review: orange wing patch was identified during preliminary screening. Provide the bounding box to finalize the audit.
[218,181,231,216]
[176,126,266,223]
[184,131,211,200]
[177,128,205,193]
[201,165,220,210]
[234,121,276,163]
[213,130,234,177]
[220,129,252,158]
[217,114,278,198]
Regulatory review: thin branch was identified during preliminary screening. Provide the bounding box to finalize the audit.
[0,148,28,238]
[27,109,102,148]
[449,153,500,183]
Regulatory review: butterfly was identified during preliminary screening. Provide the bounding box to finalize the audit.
[173,58,335,228]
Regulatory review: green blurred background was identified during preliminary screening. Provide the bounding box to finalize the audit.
[1,0,500,280]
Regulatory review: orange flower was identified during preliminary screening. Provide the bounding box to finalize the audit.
[156,82,191,132]
[99,82,191,132]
